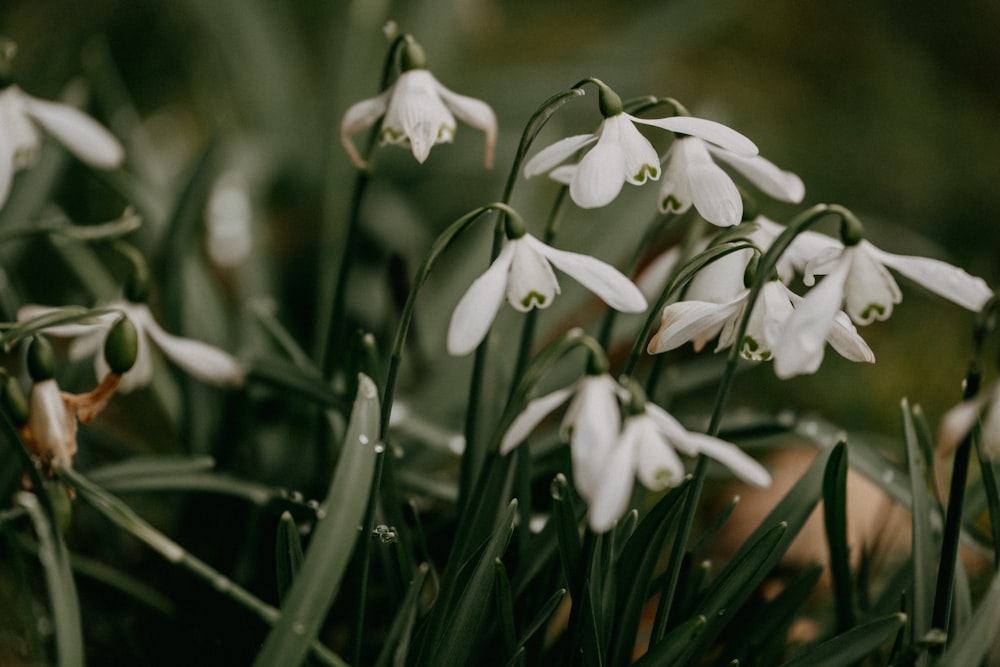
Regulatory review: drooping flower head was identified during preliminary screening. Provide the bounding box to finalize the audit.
[341,35,497,169]
[446,212,647,356]
[0,60,124,207]
[524,81,758,210]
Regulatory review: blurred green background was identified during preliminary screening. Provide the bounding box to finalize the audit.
[0,0,998,662]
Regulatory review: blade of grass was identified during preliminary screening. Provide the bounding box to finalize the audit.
[777,612,907,667]
[823,441,855,632]
[937,567,1000,667]
[901,398,936,652]
[16,491,83,667]
[275,511,304,605]
[374,563,430,667]
[254,373,380,667]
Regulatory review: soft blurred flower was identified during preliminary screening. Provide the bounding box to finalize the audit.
[526,112,756,210]
[939,382,1000,460]
[0,84,124,206]
[658,140,802,227]
[21,373,120,475]
[18,302,245,393]
[340,69,497,169]
[588,402,771,532]
[446,233,647,356]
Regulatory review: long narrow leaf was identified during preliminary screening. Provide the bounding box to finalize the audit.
[253,373,381,667]
[937,567,1000,667]
[17,491,83,667]
[778,612,906,667]
[823,441,854,632]
[901,398,935,649]
[374,563,430,667]
[275,511,304,605]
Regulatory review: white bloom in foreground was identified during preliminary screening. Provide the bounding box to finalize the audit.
[0,84,124,206]
[939,382,1000,460]
[774,240,992,378]
[18,302,245,393]
[446,234,647,356]
[525,113,757,210]
[589,403,771,533]
[341,69,497,169]
[501,373,622,502]
[658,140,802,227]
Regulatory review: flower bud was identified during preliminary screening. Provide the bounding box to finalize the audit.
[594,80,624,118]
[0,370,28,426]
[104,317,138,375]
[26,336,56,382]
[504,212,527,240]
[124,262,150,303]
[839,213,865,247]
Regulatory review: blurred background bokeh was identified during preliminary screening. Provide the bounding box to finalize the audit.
[1,0,998,662]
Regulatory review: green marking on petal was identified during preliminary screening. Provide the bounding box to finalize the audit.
[438,124,456,140]
[380,127,404,142]
[520,291,548,309]
[861,303,886,321]
[661,194,682,211]
[743,336,759,352]
[634,164,659,183]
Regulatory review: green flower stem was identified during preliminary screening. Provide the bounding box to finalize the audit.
[0,305,123,351]
[56,464,348,667]
[381,202,521,433]
[315,34,408,378]
[929,294,998,650]
[649,204,850,644]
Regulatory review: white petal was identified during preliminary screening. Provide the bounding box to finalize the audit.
[434,79,498,167]
[529,236,647,312]
[842,245,901,324]
[548,164,577,185]
[981,394,1000,460]
[636,246,681,299]
[567,375,622,495]
[633,115,758,155]
[24,96,124,168]
[500,386,574,454]
[27,379,77,466]
[708,147,805,203]
[680,139,742,226]
[647,294,746,354]
[446,241,516,356]
[16,304,115,337]
[569,119,628,209]
[658,143,693,214]
[506,237,560,312]
[826,311,876,364]
[872,245,993,313]
[340,88,392,168]
[523,134,597,178]
[609,115,660,185]
[773,255,851,378]
[633,418,686,491]
[681,432,772,487]
[938,395,987,456]
[141,315,245,387]
[587,438,636,533]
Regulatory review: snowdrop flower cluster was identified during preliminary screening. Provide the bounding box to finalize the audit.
[647,214,993,378]
[501,368,770,532]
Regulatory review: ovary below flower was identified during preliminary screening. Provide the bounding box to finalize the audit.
[18,301,245,393]
[446,234,647,356]
[525,112,756,210]
[0,84,124,206]
[341,68,497,169]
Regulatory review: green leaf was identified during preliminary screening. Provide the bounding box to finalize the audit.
[516,587,566,650]
[901,399,935,649]
[16,491,83,667]
[275,512,303,605]
[374,563,430,667]
[638,615,706,665]
[421,500,518,667]
[608,483,688,667]
[822,441,855,632]
[778,612,906,667]
[253,374,381,667]
[937,567,1000,667]
[495,558,518,659]
[551,473,583,590]
[246,355,348,411]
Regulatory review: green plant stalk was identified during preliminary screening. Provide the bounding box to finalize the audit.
[459,85,586,507]
[57,464,348,667]
[930,364,981,650]
[649,204,849,643]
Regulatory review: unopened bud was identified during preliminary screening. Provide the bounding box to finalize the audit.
[26,336,56,382]
[104,317,138,375]
[0,370,28,426]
